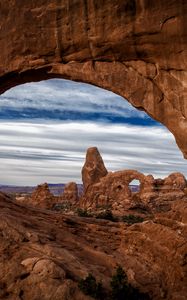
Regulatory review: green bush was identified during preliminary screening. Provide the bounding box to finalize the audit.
[77,208,92,217]
[96,209,116,222]
[78,273,103,299]
[122,214,144,224]
[78,267,150,300]
[52,202,71,211]
[110,265,129,300]
[110,266,150,300]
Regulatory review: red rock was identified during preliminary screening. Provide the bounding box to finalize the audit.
[0,190,186,299]
[61,182,79,204]
[80,150,187,214]
[0,1,187,157]
[118,201,187,299]
[29,183,55,209]
[81,169,145,212]
[82,147,108,191]
[163,172,187,192]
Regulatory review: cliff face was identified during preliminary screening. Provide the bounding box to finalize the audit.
[0,1,187,157]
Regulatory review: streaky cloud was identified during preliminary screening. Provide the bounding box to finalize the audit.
[0,120,185,186]
[0,79,157,125]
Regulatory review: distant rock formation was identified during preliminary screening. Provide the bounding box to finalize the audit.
[80,149,187,214]
[81,169,145,210]
[30,183,55,209]
[163,172,187,192]
[14,149,187,216]
[60,182,79,204]
[82,147,108,191]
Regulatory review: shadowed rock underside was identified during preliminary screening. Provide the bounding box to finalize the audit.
[0,1,187,156]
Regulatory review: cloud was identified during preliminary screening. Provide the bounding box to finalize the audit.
[0,120,185,186]
[0,79,185,186]
[0,79,156,124]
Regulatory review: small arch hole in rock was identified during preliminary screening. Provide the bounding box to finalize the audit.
[129,179,141,193]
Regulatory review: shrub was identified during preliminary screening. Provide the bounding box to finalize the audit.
[77,208,92,217]
[96,209,116,222]
[122,214,144,224]
[110,265,129,300]
[78,267,150,300]
[110,266,150,300]
[78,273,103,299]
[52,202,71,211]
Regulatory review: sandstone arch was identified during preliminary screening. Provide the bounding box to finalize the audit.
[81,169,147,209]
[0,1,187,157]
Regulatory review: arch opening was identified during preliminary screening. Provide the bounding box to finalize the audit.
[0,78,186,188]
[129,179,141,193]
[1,61,187,162]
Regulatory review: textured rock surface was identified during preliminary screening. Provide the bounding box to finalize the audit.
[81,169,146,211]
[163,172,187,192]
[118,201,187,300]
[82,147,108,191]
[15,150,187,217]
[60,182,79,203]
[0,191,186,299]
[0,1,187,157]
[80,150,187,214]
[29,183,55,209]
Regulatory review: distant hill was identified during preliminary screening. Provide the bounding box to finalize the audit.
[130,185,140,192]
[0,183,139,195]
[0,185,35,195]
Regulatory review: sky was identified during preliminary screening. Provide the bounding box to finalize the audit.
[0,78,186,186]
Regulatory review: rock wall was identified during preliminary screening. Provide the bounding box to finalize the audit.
[0,1,187,157]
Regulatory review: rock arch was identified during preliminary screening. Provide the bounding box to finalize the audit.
[0,1,187,157]
[81,169,148,209]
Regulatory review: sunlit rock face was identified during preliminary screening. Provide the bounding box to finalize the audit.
[0,188,187,299]
[60,182,79,204]
[29,183,55,209]
[0,1,187,157]
[80,148,187,214]
[82,147,108,190]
